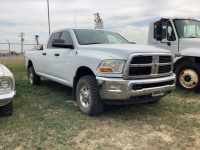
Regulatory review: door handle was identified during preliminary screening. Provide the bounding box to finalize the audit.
[54,53,60,56]
[42,53,46,55]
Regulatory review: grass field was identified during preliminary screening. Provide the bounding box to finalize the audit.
[0,59,26,73]
[0,72,200,150]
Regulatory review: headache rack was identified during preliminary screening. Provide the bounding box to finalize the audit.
[123,53,173,79]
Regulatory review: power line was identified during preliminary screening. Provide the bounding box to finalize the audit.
[0,43,45,45]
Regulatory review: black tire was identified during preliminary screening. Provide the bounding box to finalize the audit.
[0,100,13,116]
[175,62,200,93]
[76,75,104,116]
[28,66,41,85]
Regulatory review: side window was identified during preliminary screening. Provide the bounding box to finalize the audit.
[154,21,167,39]
[107,35,121,43]
[167,22,176,41]
[47,32,61,48]
[60,31,73,44]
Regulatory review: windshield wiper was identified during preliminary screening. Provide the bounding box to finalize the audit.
[83,43,102,45]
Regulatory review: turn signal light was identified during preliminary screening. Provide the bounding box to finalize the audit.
[174,17,178,19]
[178,53,181,56]
[99,68,113,72]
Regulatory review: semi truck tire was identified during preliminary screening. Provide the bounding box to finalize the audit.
[28,66,41,85]
[175,62,200,93]
[0,100,13,116]
[76,75,104,116]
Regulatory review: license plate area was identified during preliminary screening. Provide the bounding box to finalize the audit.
[152,89,164,97]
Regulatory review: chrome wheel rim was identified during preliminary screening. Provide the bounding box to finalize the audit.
[79,84,90,108]
[29,69,33,84]
[179,69,198,88]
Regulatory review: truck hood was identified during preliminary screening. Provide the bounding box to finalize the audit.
[0,64,13,77]
[179,39,200,57]
[81,44,171,59]
[179,38,200,47]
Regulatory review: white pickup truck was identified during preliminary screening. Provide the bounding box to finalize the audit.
[25,29,176,115]
[148,18,200,93]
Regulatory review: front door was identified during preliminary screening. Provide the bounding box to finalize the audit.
[42,30,75,84]
[151,20,179,59]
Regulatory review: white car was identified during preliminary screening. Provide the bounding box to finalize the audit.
[0,64,16,116]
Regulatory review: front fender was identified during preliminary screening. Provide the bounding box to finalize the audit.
[179,47,200,58]
[71,51,124,78]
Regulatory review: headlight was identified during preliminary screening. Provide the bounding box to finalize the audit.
[98,60,125,73]
[1,80,10,88]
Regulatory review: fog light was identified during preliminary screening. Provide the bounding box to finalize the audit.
[108,85,120,90]
[98,80,105,85]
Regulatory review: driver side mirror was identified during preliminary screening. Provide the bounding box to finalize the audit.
[155,20,163,41]
[52,39,74,49]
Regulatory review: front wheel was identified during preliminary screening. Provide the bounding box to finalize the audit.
[76,75,104,116]
[28,66,41,85]
[175,62,200,93]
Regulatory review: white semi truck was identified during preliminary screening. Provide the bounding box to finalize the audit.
[148,18,200,93]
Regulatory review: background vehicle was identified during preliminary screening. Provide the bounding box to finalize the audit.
[25,29,176,115]
[0,64,15,116]
[148,18,200,92]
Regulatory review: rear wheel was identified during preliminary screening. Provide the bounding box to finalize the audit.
[0,100,13,116]
[175,62,200,93]
[28,66,41,85]
[76,75,104,116]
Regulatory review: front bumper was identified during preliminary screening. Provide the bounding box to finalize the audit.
[96,74,176,104]
[0,91,16,106]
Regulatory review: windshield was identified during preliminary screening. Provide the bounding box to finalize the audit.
[174,20,200,38]
[73,29,129,45]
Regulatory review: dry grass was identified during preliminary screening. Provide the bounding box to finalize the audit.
[0,59,25,64]
[0,59,26,73]
[0,73,200,150]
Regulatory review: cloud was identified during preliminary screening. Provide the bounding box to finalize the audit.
[118,25,149,45]
[0,0,200,52]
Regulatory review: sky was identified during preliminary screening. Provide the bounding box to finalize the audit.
[0,0,200,52]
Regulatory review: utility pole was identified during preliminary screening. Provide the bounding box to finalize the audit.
[47,0,50,34]
[6,39,11,65]
[18,32,25,56]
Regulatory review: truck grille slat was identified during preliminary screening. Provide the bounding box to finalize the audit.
[129,67,151,76]
[159,56,171,63]
[158,65,171,74]
[131,56,152,64]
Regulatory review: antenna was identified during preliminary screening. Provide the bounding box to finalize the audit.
[75,13,76,29]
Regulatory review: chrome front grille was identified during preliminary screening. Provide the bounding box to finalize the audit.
[123,53,173,79]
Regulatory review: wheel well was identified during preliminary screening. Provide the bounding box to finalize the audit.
[73,66,95,100]
[174,56,200,72]
[28,60,33,69]
[75,66,95,81]
[27,60,33,78]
